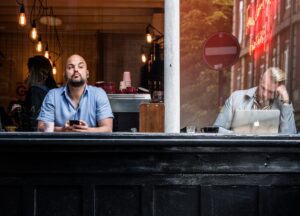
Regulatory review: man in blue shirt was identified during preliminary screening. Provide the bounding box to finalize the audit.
[37,54,113,132]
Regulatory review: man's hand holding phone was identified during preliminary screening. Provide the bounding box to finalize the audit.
[69,120,80,126]
[66,120,89,132]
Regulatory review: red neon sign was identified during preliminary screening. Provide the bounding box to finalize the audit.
[246,0,278,56]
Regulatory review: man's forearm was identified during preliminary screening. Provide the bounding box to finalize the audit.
[37,120,55,132]
[54,126,64,132]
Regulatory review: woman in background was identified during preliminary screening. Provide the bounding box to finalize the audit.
[22,55,57,131]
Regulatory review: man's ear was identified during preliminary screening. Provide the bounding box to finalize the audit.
[86,70,89,78]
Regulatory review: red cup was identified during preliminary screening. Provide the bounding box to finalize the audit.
[126,86,137,94]
[97,82,116,94]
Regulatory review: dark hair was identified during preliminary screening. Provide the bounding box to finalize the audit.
[27,55,57,89]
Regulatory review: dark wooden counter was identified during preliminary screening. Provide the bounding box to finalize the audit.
[0,132,300,216]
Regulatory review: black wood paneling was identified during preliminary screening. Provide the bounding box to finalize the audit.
[154,186,199,216]
[35,186,82,216]
[95,186,140,216]
[260,186,300,216]
[0,133,299,216]
[0,187,21,216]
[201,186,258,216]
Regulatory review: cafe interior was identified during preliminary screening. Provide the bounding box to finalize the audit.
[0,1,300,216]
[0,0,166,132]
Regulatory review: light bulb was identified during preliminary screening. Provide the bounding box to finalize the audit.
[146,33,152,43]
[31,28,37,40]
[19,14,26,26]
[52,63,57,75]
[18,5,26,26]
[36,41,42,52]
[44,43,49,58]
[36,36,42,52]
[141,54,147,63]
[30,20,37,40]
[44,50,49,59]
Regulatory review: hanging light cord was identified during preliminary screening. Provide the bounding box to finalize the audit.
[146,24,164,37]
[17,0,63,61]
[15,0,23,6]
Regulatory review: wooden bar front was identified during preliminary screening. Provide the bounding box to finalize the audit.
[0,133,300,216]
[139,103,164,132]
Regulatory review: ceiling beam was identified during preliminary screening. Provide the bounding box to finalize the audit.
[0,23,148,33]
[0,0,164,34]
[0,15,152,24]
[0,0,164,8]
[0,7,163,16]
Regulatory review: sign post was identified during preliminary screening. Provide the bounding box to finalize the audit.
[202,32,240,106]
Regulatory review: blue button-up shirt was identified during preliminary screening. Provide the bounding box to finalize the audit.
[37,85,113,127]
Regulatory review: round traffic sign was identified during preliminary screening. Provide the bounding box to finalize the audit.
[202,32,240,70]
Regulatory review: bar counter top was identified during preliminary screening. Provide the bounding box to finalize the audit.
[1,132,300,146]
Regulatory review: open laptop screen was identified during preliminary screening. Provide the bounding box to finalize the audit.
[231,110,280,134]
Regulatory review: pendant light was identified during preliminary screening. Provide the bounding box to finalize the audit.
[18,4,26,26]
[52,62,57,75]
[141,53,147,63]
[146,28,153,43]
[30,20,38,40]
[44,43,49,58]
[36,36,43,52]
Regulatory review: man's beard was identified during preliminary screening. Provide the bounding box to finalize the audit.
[257,94,274,108]
[69,78,85,87]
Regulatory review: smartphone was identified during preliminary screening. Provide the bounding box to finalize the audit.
[69,120,80,126]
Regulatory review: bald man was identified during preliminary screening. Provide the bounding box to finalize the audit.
[213,67,297,134]
[37,54,113,132]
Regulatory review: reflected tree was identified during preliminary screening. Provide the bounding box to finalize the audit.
[180,0,233,129]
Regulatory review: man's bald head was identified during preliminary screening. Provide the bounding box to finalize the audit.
[64,54,89,87]
[66,54,87,70]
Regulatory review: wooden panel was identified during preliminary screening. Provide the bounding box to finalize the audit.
[259,186,300,216]
[154,186,199,216]
[95,186,141,216]
[201,186,258,216]
[0,187,21,216]
[139,103,164,132]
[35,186,82,216]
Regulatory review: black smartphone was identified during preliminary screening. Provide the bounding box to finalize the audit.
[69,120,80,126]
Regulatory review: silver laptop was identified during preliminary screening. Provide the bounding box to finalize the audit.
[231,110,280,134]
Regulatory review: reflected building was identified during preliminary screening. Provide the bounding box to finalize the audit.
[232,0,300,129]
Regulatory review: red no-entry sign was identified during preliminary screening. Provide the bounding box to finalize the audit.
[203,32,240,70]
